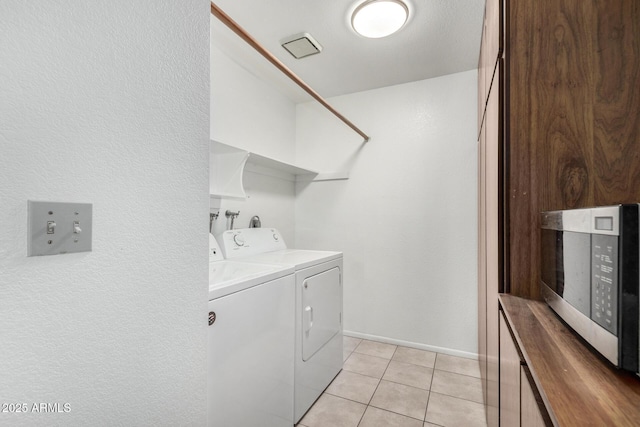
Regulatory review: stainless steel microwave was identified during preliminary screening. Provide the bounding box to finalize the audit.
[540,205,639,373]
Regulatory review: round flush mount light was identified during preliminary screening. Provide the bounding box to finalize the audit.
[351,0,409,39]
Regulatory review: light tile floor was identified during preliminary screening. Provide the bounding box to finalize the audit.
[297,336,487,427]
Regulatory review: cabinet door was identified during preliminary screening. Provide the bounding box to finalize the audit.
[521,366,548,427]
[478,4,504,426]
[478,63,484,134]
[485,62,502,427]
[478,125,487,404]
[478,0,502,137]
[500,310,521,427]
[478,14,487,135]
[485,0,502,71]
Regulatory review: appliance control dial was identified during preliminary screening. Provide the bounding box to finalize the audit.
[273,233,279,241]
[233,234,245,246]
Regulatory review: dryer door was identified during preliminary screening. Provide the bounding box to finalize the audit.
[302,266,342,361]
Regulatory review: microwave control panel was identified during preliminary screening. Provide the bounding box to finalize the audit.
[591,234,618,335]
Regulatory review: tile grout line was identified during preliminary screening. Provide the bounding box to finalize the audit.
[429,356,488,407]
[433,367,482,380]
[369,377,432,392]
[367,404,432,423]
[341,367,386,381]
[428,390,487,407]
[355,343,397,427]
[354,341,452,425]
[362,344,442,424]
[322,339,484,426]
[424,352,438,423]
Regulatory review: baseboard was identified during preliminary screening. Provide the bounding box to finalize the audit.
[343,330,478,360]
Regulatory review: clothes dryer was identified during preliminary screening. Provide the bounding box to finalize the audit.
[218,228,343,423]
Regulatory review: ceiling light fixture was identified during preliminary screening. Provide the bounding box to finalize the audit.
[351,0,409,39]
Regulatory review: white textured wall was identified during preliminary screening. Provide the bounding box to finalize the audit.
[210,169,296,242]
[0,2,209,426]
[295,71,478,356]
[210,24,297,163]
[210,29,297,242]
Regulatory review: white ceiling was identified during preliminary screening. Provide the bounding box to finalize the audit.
[211,0,485,103]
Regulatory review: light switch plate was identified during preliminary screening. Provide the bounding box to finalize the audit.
[27,201,93,256]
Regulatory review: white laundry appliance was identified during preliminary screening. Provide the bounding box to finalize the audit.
[207,234,295,427]
[218,228,343,423]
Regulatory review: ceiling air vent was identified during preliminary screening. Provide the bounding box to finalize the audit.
[281,33,323,59]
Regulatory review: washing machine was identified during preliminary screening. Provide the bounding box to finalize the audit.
[218,228,343,423]
[207,234,295,427]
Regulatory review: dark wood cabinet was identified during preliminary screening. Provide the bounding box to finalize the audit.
[478,122,487,394]
[477,1,503,425]
[479,0,640,300]
[499,306,553,426]
[500,295,640,425]
[486,62,502,427]
[506,0,640,298]
[478,0,640,425]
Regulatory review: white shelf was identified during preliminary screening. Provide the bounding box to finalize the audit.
[296,171,349,182]
[211,140,344,199]
[209,141,250,199]
[248,152,317,176]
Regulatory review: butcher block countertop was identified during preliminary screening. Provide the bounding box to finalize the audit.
[499,294,640,426]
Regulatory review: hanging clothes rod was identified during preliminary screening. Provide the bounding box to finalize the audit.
[210,2,370,143]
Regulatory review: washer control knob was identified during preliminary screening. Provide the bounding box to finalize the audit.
[233,234,245,246]
[273,233,279,241]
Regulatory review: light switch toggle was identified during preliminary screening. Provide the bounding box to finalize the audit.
[47,221,56,234]
[73,221,82,234]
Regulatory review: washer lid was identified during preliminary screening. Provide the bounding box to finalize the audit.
[209,260,293,300]
[238,249,342,270]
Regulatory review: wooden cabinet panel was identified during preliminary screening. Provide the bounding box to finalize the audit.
[478,126,487,402]
[500,310,521,427]
[485,0,502,72]
[521,366,547,427]
[508,0,595,298]
[501,294,640,425]
[478,19,486,137]
[480,0,640,421]
[485,64,501,427]
[478,0,503,419]
[478,0,503,140]
[592,1,640,205]
[506,0,640,298]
